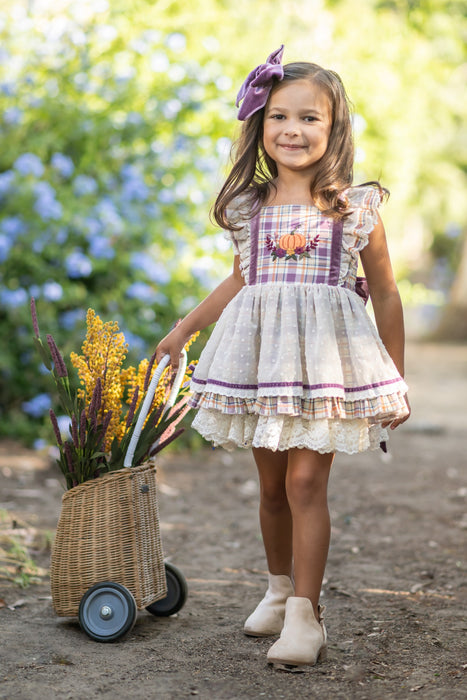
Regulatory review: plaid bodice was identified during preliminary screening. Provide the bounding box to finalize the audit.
[251,205,343,287]
[228,186,383,296]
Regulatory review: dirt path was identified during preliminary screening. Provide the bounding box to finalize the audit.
[0,342,466,699]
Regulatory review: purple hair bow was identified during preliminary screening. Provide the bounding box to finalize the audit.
[236,45,285,121]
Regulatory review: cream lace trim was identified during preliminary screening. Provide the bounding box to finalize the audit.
[192,409,388,454]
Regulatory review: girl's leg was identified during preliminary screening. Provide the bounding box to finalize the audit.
[285,448,334,619]
[244,447,294,637]
[252,447,292,576]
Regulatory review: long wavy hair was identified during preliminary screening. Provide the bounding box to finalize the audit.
[213,62,383,230]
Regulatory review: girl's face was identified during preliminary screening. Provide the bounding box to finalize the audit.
[263,79,332,179]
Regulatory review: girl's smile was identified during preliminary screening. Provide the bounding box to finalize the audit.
[263,79,332,178]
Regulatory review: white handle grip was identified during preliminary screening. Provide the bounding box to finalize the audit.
[123,351,187,467]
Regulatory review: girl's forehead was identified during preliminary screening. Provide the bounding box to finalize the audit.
[268,79,331,112]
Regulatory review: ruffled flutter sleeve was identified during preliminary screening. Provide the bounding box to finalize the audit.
[342,185,384,252]
[224,195,252,280]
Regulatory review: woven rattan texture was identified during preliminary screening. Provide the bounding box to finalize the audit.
[50,462,167,616]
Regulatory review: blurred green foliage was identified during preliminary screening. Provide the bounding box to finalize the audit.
[1,0,465,444]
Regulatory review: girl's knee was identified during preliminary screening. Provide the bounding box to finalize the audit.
[260,481,289,513]
[286,464,330,508]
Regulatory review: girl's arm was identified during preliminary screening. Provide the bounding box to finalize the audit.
[360,213,410,429]
[155,255,245,368]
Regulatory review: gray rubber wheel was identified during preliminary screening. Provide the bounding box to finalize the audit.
[145,562,188,617]
[78,581,137,642]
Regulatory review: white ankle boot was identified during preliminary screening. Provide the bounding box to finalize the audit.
[266,597,327,667]
[243,573,295,637]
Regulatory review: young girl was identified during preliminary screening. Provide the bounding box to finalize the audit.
[156,45,410,669]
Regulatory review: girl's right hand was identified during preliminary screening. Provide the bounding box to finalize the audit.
[155,326,187,370]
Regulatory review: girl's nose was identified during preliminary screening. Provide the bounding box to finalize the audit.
[284,122,300,136]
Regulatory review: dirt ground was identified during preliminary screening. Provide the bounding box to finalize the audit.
[0,341,466,700]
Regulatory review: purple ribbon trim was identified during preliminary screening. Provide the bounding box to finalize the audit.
[328,218,343,286]
[192,376,403,393]
[248,209,261,285]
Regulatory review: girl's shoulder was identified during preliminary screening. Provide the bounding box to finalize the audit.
[343,183,385,212]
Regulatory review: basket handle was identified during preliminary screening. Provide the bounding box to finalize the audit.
[123,351,187,468]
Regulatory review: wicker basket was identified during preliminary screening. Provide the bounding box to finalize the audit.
[50,461,167,617]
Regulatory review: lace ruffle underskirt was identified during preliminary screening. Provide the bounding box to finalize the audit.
[191,408,388,454]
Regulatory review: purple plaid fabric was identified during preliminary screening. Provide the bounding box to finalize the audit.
[251,206,336,286]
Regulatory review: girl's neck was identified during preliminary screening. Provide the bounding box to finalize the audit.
[264,175,315,207]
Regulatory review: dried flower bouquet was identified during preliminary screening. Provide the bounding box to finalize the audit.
[31,300,197,489]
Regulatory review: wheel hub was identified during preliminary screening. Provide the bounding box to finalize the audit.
[99,604,114,619]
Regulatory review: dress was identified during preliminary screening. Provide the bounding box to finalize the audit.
[188,185,409,454]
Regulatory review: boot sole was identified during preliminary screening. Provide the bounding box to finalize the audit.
[244,628,282,637]
[267,644,327,670]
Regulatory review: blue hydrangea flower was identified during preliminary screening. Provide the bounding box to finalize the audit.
[33,181,62,220]
[158,189,175,204]
[66,250,93,278]
[0,287,28,308]
[4,107,23,125]
[35,198,63,220]
[120,164,149,202]
[14,153,44,177]
[130,252,170,284]
[94,197,124,234]
[51,152,75,178]
[0,234,12,262]
[56,228,68,244]
[0,82,16,96]
[121,177,149,202]
[83,217,102,237]
[22,393,52,418]
[88,236,115,259]
[126,281,157,302]
[0,216,27,238]
[42,280,63,301]
[0,170,14,197]
[60,308,86,331]
[121,329,145,355]
[73,174,98,196]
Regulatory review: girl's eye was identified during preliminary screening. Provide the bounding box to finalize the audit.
[304,116,317,122]
[271,114,285,120]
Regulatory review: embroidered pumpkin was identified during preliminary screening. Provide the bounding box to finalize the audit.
[279,231,306,254]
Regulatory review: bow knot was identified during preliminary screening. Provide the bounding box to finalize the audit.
[236,45,285,121]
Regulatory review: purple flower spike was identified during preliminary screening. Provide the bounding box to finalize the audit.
[64,442,77,487]
[49,408,63,446]
[89,377,102,428]
[46,334,68,377]
[30,298,40,338]
[79,409,87,449]
[71,414,79,448]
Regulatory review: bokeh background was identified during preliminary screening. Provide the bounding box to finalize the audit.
[1,0,465,445]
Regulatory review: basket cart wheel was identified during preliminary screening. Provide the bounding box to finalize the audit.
[145,562,188,617]
[78,581,137,642]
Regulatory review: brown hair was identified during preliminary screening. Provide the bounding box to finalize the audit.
[213,62,383,230]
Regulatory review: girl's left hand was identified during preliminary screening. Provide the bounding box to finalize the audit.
[382,394,411,430]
